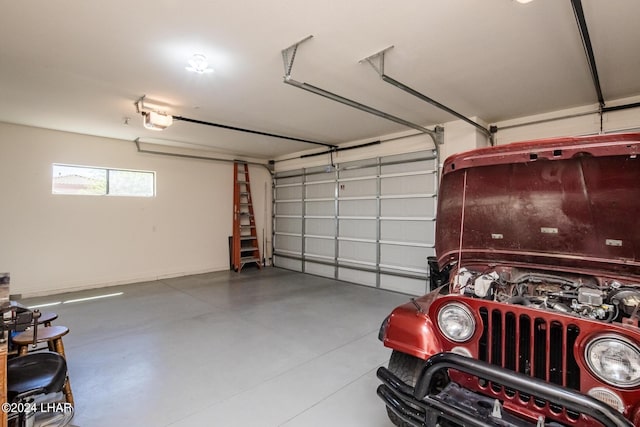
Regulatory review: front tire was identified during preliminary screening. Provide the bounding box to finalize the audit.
[385,350,425,427]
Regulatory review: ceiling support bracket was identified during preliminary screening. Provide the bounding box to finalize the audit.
[280,36,439,143]
[360,45,395,77]
[360,47,496,146]
[282,35,314,80]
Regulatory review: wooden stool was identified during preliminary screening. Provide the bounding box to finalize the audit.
[7,312,58,355]
[37,311,58,327]
[11,325,74,406]
[13,326,68,357]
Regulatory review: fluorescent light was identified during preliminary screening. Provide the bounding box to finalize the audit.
[144,111,173,131]
[186,54,214,74]
[516,0,534,3]
[63,292,124,304]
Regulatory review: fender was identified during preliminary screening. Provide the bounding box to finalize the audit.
[379,289,444,359]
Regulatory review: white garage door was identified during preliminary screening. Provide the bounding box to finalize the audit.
[273,150,437,295]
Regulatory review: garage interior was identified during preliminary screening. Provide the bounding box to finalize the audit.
[1,1,640,426]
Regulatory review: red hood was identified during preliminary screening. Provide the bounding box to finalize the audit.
[435,132,640,279]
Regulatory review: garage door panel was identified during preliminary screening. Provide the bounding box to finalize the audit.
[305,168,334,180]
[339,199,376,216]
[338,219,376,240]
[305,218,335,236]
[339,162,376,178]
[380,198,435,217]
[274,255,302,272]
[275,185,302,200]
[380,275,427,295]
[380,220,434,244]
[338,179,376,198]
[306,182,334,198]
[275,201,302,216]
[304,261,334,278]
[381,175,434,195]
[275,217,302,234]
[305,237,335,257]
[382,158,436,174]
[380,244,431,272]
[276,171,303,181]
[305,200,335,216]
[339,267,376,287]
[338,240,376,263]
[274,234,301,253]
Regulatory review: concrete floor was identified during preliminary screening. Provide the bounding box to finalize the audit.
[20,267,411,427]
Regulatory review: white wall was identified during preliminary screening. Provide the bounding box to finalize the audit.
[0,122,272,297]
[440,116,490,163]
[492,95,640,145]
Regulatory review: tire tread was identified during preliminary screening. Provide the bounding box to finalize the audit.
[385,351,424,427]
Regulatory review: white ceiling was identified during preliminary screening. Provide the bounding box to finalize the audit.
[1,0,639,159]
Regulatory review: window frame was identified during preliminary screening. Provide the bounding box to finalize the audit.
[52,163,156,197]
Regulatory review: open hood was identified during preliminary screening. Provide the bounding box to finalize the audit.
[435,133,640,279]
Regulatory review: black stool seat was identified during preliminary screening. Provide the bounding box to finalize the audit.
[7,351,68,403]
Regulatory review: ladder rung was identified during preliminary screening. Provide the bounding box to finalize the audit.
[240,225,256,229]
[241,236,257,241]
[236,181,248,184]
[241,257,261,263]
[241,247,259,252]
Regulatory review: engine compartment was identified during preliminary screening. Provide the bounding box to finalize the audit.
[449,266,640,324]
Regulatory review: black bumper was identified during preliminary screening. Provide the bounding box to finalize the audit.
[377,352,632,427]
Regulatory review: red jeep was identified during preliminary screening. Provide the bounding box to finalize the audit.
[377,133,640,427]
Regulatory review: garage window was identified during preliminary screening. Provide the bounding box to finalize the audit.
[52,164,155,197]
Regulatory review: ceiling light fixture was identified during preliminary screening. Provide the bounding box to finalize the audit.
[515,0,535,3]
[186,54,214,74]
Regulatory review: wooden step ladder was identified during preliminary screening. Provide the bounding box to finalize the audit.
[232,162,262,272]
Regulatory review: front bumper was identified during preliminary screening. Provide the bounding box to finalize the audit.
[377,352,633,427]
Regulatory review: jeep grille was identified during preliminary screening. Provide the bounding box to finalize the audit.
[477,307,582,416]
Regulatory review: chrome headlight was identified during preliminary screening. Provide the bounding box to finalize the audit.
[585,336,640,388]
[437,303,475,343]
